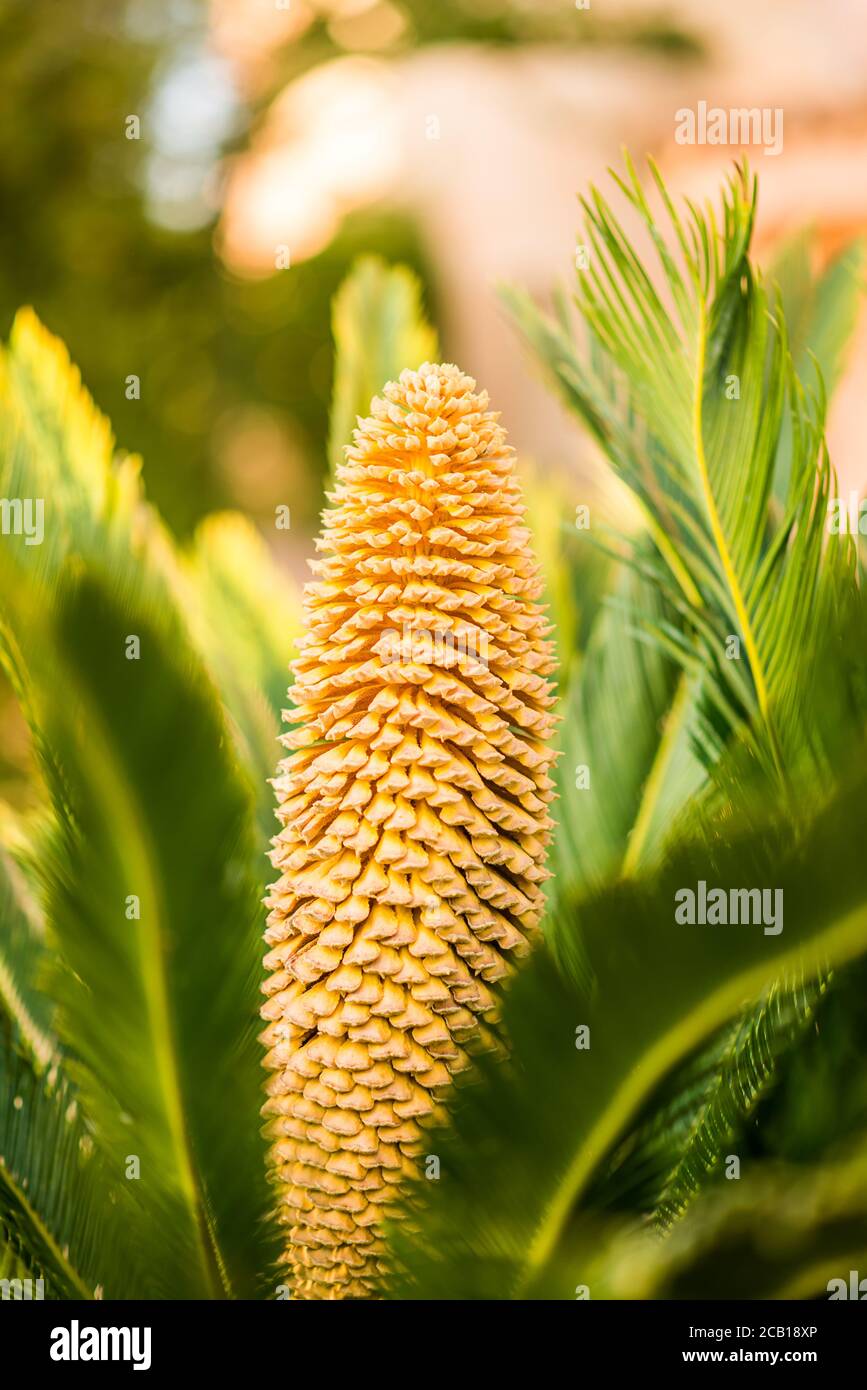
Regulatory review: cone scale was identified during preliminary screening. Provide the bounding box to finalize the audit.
[261,363,557,1298]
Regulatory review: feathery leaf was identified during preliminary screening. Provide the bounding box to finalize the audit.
[1,547,275,1297]
[387,754,867,1299]
[584,1130,867,1300]
[504,159,855,788]
[328,257,438,480]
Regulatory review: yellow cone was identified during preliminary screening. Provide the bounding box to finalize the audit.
[262,363,557,1298]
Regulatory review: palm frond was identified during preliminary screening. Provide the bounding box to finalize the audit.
[520,461,580,678]
[0,1234,40,1293]
[514,184,867,1239]
[550,558,704,912]
[186,513,303,848]
[0,309,298,827]
[1,807,145,1298]
[386,754,867,1299]
[755,954,867,1162]
[327,256,437,479]
[770,234,865,502]
[1,548,275,1297]
[771,233,865,399]
[0,308,143,581]
[0,1027,141,1298]
[582,1130,867,1300]
[0,827,54,1067]
[596,973,820,1223]
[504,158,856,789]
[1,808,141,1299]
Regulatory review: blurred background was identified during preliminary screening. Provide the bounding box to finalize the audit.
[3,0,867,1262]
[1,0,866,553]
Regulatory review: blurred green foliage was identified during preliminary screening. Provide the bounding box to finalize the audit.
[327,256,437,478]
[0,0,702,541]
[0,0,432,537]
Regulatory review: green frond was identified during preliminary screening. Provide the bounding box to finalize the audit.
[186,512,303,847]
[550,560,703,909]
[770,234,865,502]
[386,755,867,1299]
[47,573,274,1296]
[771,233,865,399]
[0,1234,40,1292]
[0,1029,141,1299]
[328,256,437,479]
[1,807,140,1299]
[0,827,54,1067]
[0,310,295,821]
[652,976,821,1229]
[1,546,275,1297]
[583,1131,867,1300]
[2,307,118,513]
[504,159,856,791]
[0,308,143,582]
[596,974,821,1223]
[519,460,580,676]
[190,512,302,725]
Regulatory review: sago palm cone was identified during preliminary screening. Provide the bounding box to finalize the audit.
[261,362,557,1298]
